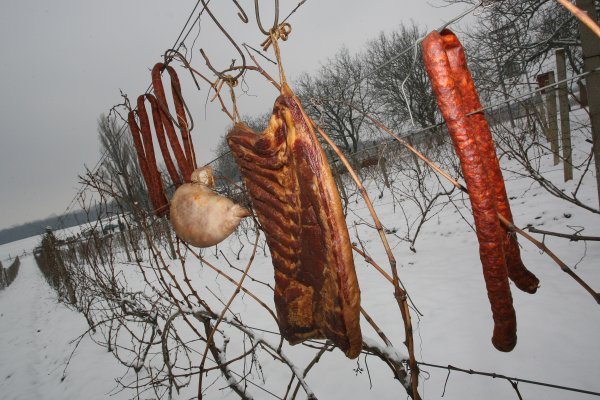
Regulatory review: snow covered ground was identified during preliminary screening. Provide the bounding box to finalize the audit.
[0,238,130,400]
[1,114,599,399]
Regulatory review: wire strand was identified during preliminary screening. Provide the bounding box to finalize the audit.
[343,1,483,92]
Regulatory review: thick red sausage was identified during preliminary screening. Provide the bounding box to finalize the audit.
[422,30,517,351]
[439,30,539,294]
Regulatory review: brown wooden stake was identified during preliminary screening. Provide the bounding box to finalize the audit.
[556,48,574,181]
[574,0,600,207]
[545,72,561,165]
[555,0,600,38]
[379,156,391,189]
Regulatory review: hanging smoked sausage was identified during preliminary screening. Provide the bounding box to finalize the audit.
[439,30,539,294]
[423,30,517,352]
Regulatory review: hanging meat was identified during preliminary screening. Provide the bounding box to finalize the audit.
[422,29,518,352]
[227,83,362,359]
[128,63,248,247]
[438,31,539,294]
[170,166,250,248]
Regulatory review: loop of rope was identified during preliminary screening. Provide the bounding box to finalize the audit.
[260,22,292,51]
[260,23,292,89]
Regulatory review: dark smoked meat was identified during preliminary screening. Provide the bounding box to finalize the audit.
[439,30,539,294]
[423,30,517,352]
[227,84,362,359]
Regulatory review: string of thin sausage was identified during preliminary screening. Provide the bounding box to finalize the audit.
[422,30,517,352]
[439,30,539,294]
[127,65,198,216]
[128,95,170,216]
[152,63,195,183]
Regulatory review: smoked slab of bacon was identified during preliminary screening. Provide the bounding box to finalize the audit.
[422,30,517,352]
[227,84,362,359]
[439,30,539,294]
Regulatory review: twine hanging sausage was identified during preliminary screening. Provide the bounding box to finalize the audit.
[439,30,539,294]
[422,30,517,352]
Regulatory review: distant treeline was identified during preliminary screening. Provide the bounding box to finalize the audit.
[0,203,118,245]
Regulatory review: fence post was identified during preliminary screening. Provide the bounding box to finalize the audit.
[379,156,391,189]
[0,262,5,289]
[406,136,423,174]
[575,0,600,207]
[540,71,561,165]
[556,48,573,181]
[331,160,349,211]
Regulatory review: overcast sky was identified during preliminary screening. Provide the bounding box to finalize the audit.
[0,0,471,231]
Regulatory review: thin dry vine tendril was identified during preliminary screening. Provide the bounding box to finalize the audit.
[197,228,260,399]
[254,0,279,35]
[182,240,279,323]
[554,0,600,39]
[309,120,421,400]
[199,0,247,81]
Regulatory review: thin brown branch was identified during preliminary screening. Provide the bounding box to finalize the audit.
[311,121,421,399]
[197,229,260,398]
[499,215,600,304]
[526,226,600,241]
[554,0,600,38]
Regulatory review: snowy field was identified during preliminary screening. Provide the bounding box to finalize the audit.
[1,115,599,400]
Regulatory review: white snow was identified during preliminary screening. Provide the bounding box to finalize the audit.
[0,251,130,400]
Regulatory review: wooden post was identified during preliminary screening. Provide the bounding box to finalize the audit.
[541,72,561,165]
[406,136,423,174]
[556,48,573,181]
[534,91,550,140]
[379,156,391,189]
[331,159,349,211]
[575,0,600,206]
[0,262,5,289]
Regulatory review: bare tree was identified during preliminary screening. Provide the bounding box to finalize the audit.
[296,47,378,153]
[213,112,271,185]
[365,22,439,130]
[97,113,149,216]
[445,0,587,101]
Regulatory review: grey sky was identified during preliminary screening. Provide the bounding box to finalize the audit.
[0,0,469,231]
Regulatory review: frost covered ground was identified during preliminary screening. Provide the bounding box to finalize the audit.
[1,114,599,399]
[0,236,131,400]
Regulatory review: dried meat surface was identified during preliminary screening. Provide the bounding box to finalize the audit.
[227,88,362,358]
